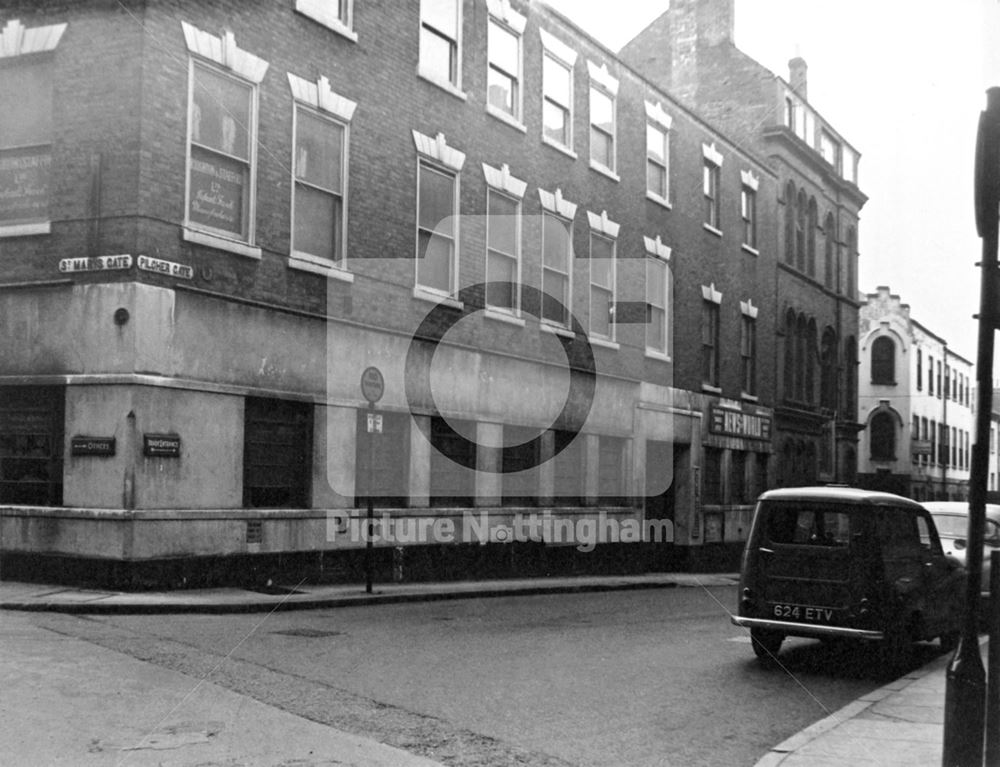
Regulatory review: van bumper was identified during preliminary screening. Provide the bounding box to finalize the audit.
[732,616,884,641]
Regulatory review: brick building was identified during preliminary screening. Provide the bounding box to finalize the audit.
[621,0,867,488]
[858,287,973,501]
[0,0,858,585]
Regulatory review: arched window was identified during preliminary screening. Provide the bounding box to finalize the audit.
[824,213,835,289]
[806,318,817,404]
[871,411,896,461]
[807,198,817,278]
[871,336,895,384]
[843,338,857,417]
[796,314,807,401]
[796,190,807,271]
[784,182,796,265]
[821,328,838,410]
[784,309,796,399]
[846,226,857,297]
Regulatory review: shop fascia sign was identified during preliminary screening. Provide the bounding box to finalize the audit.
[709,405,772,441]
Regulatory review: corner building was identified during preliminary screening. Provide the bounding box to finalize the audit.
[0,0,853,585]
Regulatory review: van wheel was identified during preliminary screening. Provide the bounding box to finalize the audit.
[751,629,783,663]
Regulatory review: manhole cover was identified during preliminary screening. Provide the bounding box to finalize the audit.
[271,628,344,638]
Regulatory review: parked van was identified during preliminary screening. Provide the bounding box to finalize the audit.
[733,487,965,662]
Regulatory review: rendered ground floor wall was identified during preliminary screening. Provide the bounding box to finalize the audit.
[0,281,766,585]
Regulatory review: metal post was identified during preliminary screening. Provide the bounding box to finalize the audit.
[365,401,375,594]
[986,550,1000,766]
[943,86,1000,767]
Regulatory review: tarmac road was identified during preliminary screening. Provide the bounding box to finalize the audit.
[24,585,947,766]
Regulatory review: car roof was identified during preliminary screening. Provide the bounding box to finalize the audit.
[757,486,925,509]
[923,501,1000,519]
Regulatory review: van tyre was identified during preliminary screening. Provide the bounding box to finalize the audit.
[751,628,783,664]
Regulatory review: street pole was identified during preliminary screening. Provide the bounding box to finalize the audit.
[943,86,1000,767]
[366,400,375,594]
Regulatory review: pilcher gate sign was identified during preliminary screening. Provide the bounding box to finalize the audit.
[709,405,772,441]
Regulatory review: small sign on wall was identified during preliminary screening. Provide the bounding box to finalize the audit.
[71,436,116,456]
[143,433,180,457]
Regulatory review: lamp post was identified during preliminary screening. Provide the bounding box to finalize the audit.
[942,86,1000,767]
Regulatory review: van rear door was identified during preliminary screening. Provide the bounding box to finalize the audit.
[756,502,859,626]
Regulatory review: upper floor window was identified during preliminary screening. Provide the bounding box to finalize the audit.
[540,29,576,153]
[0,19,65,238]
[587,211,619,341]
[783,181,796,265]
[741,302,758,396]
[295,0,356,41]
[420,0,461,90]
[587,61,618,176]
[820,130,840,170]
[702,144,723,232]
[487,20,520,121]
[288,74,357,272]
[937,360,943,398]
[871,336,895,385]
[741,171,759,250]
[701,284,722,387]
[645,102,672,205]
[539,187,577,327]
[183,24,268,257]
[823,213,836,289]
[928,355,934,395]
[916,348,923,390]
[542,213,572,325]
[482,163,526,314]
[644,236,671,357]
[413,131,465,297]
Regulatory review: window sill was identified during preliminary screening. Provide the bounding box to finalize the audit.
[542,135,577,160]
[590,336,620,350]
[484,309,526,327]
[486,105,526,133]
[741,392,759,403]
[183,227,262,259]
[540,322,575,339]
[702,223,723,238]
[646,191,672,210]
[0,221,51,238]
[294,5,358,42]
[741,243,760,256]
[417,70,467,101]
[287,253,355,282]
[644,349,672,363]
[413,286,463,310]
[701,383,722,394]
[589,161,620,183]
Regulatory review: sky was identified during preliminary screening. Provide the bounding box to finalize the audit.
[546,0,1000,364]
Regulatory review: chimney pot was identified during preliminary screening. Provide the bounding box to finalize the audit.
[789,56,808,99]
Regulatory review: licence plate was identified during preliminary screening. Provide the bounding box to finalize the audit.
[771,603,835,622]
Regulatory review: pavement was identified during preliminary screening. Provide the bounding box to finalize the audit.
[0,572,982,766]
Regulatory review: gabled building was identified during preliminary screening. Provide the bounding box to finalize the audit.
[858,287,973,501]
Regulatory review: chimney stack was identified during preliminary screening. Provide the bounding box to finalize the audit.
[789,57,807,99]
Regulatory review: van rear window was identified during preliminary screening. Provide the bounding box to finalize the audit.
[765,505,851,546]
